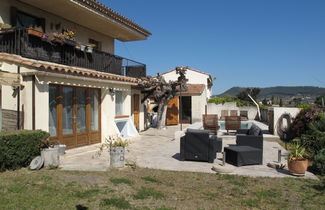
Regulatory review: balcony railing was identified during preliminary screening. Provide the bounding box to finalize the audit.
[0,28,146,78]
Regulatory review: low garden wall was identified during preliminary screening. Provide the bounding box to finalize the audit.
[270,107,301,136]
[207,102,258,120]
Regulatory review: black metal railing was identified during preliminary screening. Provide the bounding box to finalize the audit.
[0,27,146,78]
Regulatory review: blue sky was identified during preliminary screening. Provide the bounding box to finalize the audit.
[99,0,325,95]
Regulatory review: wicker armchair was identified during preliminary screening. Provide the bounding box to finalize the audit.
[224,124,263,166]
[202,114,220,134]
[225,116,241,134]
[180,129,222,163]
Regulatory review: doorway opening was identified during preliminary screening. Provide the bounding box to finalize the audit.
[180,96,191,124]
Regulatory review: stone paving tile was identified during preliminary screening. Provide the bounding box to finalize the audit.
[60,124,318,179]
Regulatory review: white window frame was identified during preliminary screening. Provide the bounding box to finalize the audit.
[115,91,125,116]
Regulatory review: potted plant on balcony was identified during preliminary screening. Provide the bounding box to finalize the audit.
[287,141,308,176]
[85,43,96,53]
[0,23,12,29]
[0,23,13,34]
[26,27,44,38]
[62,29,76,46]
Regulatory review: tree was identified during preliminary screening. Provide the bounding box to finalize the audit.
[138,66,188,129]
[236,88,261,102]
[262,98,268,106]
[315,96,325,107]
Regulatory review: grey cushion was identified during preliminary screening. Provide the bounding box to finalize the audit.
[186,128,209,134]
[248,124,261,136]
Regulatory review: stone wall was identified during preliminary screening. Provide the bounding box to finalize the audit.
[207,102,258,120]
[270,107,301,136]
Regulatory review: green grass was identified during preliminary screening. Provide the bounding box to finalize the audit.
[110,178,133,185]
[100,197,131,209]
[141,176,160,183]
[0,168,324,209]
[133,187,164,200]
[74,189,100,198]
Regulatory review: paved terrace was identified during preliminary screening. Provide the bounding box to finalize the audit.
[60,123,317,179]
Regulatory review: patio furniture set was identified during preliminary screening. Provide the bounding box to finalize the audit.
[180,114,263,167]
[220,110,248,121]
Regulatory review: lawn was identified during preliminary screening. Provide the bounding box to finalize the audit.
[0,168,324,210]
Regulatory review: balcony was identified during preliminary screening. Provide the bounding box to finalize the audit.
[0,28,146,78]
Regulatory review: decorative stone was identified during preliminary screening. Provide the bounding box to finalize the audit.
[211,164,235,174]
[30,156,44,170]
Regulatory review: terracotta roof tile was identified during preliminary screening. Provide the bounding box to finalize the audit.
[0,53,140,84]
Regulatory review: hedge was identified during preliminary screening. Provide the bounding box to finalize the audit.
[0,130,50,172]
[208,97,252,107]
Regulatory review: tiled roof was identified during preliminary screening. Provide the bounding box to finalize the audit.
[177,84,206,95]
[0,53,140,83]
[73,0,151,37]
[162,67,212,77]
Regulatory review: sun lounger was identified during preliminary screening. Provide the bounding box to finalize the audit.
[202,114,220,135]
[225,116,241,134]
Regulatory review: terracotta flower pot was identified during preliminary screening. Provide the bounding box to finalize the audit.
[26,28,43,38]
[288,158,308,176]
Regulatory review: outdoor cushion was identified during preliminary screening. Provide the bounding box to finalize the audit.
[186,128,209,134]
[248,124,261,136]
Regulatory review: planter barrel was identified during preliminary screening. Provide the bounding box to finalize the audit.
[54,144,66,156]
[26,28,43,38]
[288,159,308,176]
[41,147,60,167]
[110,146,125,168]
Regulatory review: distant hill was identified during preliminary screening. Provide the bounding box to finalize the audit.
[216,86,325,99]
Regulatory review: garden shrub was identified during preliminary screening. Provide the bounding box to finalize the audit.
[290,108,323,138]
[208,97,252,107]
[0,130,50,172]
[301,118,325,157]
[312,149,325,175]
[297,104,312,109]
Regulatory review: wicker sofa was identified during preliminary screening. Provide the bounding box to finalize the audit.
[224,124,263,166]
[180,129,222,163]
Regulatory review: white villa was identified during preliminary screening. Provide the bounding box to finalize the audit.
[162,67,213,125]
[0,0,151,148]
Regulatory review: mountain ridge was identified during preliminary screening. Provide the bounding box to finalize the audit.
[216,86,325,99]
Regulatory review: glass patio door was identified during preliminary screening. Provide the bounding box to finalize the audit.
[75,88,88,146]
[49,85,101,148]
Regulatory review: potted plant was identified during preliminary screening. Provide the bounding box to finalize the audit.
[0,23,13,33]
[26,27,44,38]
[287,142,308,176]
[62,29,76,46]
[39,138,60,168]
[75,44,86,51]
[85,44,96,53]
[96,135,129,168]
